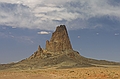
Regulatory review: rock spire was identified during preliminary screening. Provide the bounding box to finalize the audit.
[46,25,73,52]
[28,25,73,59]
[29,45,44,59]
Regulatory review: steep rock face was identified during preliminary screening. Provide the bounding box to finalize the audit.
[46,25,73,53]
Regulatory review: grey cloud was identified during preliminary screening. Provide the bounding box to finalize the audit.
[0,3,36,28]
[108,0,120,6]
[0,0,120,30]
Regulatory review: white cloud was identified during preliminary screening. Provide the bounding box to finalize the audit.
[96,33,99,35]
[78,36,80,38]
[0,0,120,30]
[12,26,16,28]
[37,31,51,35]
[115,33,119,36]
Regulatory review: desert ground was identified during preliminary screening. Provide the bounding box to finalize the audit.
[0,66,120,79]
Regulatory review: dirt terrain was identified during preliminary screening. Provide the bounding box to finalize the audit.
[0,66,120,79]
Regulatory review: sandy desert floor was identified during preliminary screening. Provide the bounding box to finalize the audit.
[0,67,120,79]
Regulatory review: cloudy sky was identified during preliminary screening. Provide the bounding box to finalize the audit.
[0,0,120,63]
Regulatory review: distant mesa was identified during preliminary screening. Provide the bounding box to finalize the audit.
[0,25,120,70]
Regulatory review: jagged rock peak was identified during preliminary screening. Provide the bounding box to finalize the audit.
[38,45,43,52]
[46,25,73,52]
[28,45,44,59]
[55,25,67,32]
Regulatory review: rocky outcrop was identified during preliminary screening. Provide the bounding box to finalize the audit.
[29,25,74,59]
[28,45,45,59]
[46,25,73,53]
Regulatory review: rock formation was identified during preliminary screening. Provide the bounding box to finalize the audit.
[46,25,72,53]
[0,25,120,70]
[29,25,74,59]
[29,45,45,59]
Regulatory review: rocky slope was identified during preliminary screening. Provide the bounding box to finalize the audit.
[0,25,120,70]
